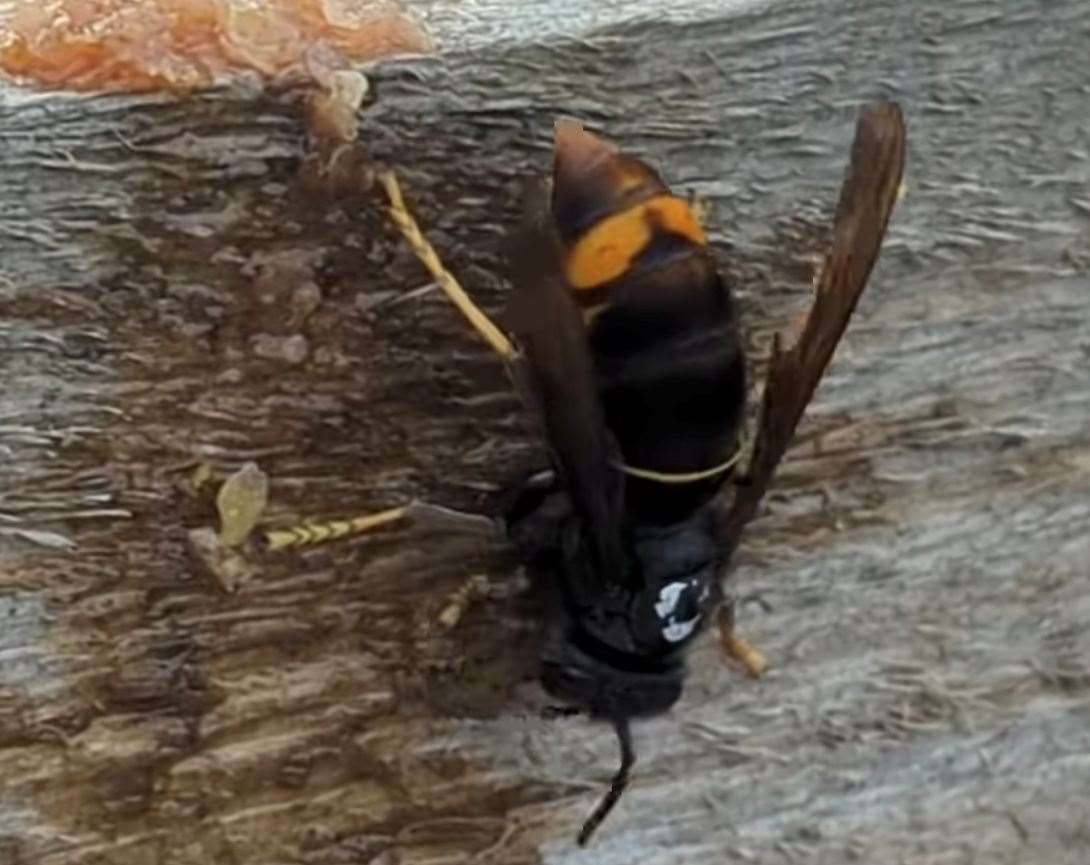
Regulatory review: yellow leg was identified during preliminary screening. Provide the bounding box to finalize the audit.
[718,603,768,679]
[262,500,495,553]
[263,504,409,552]
[378,171,517,363]
[436,573,490,629]
[254,176,515,558]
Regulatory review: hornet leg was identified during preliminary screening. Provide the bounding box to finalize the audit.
[262,503,410,552]
[718,598,768,679]
[379,170,517,364]
[260,174,508,557]
[436,573,491,630]
[263,500,497,552]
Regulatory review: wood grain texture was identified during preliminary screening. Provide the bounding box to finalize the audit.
[2,1,1089,863]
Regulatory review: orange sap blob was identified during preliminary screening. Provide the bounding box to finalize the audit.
[0,0,431,92]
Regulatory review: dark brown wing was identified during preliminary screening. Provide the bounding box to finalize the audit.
[504,181,628,586]
[723,101,907,549]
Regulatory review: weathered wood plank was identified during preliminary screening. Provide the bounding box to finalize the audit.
[2,1,1089,863]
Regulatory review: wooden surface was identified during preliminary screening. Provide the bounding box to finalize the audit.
[2,1,1089,863]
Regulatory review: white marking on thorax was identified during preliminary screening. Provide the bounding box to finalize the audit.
[662,617,698,643]
[654,582,686,618]
[655,580,701,643]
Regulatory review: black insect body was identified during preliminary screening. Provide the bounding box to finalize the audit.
[375,103,904,844]
[496,108,906,844]
[500,121,750,841]
[551,119,748,526]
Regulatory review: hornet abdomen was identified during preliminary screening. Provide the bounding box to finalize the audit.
[550,120,747,524]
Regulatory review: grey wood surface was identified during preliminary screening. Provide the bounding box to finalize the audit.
[2,1,1089,863]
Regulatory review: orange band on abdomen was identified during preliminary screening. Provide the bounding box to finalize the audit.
[564,194,706,290]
